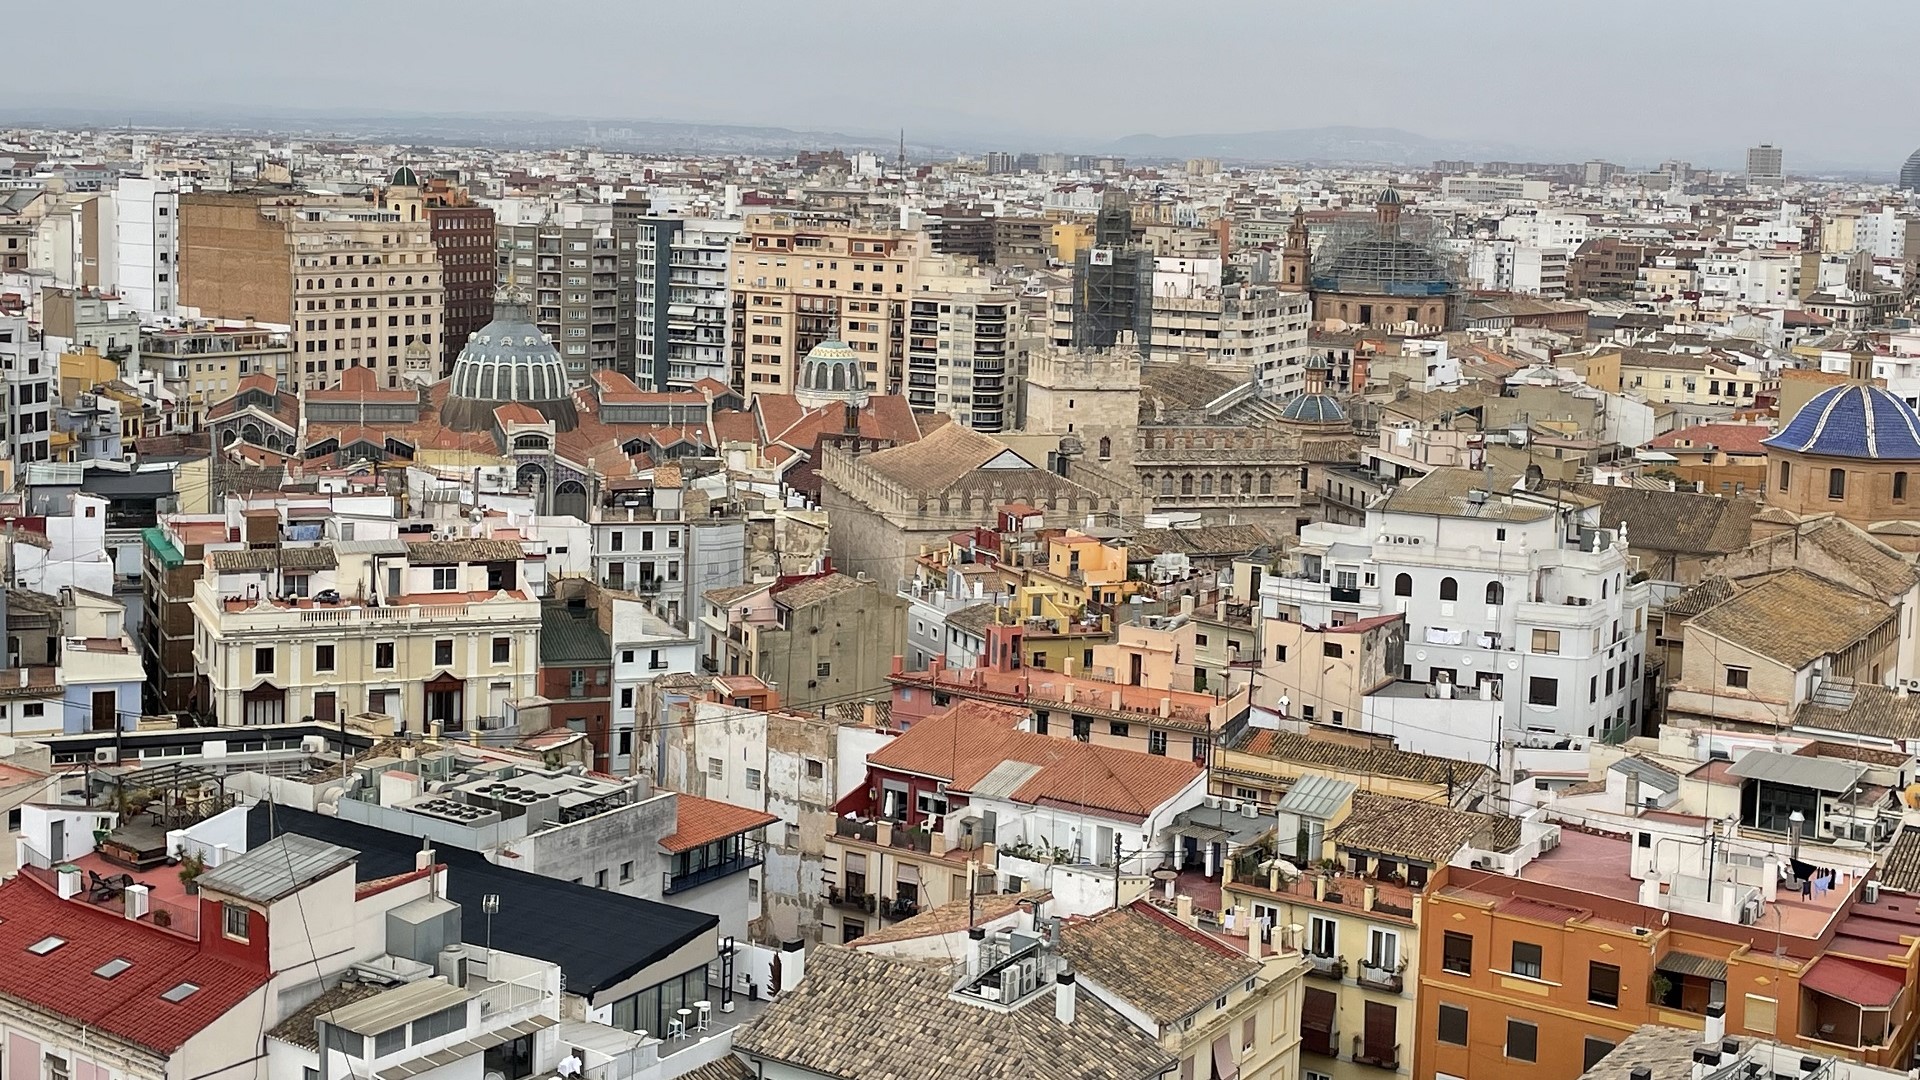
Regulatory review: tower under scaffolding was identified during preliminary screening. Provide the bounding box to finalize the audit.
[1071,191,1152,349]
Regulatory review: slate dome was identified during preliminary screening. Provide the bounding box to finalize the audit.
[442,295,577,432]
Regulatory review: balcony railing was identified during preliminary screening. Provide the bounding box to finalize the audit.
[663,854,761,895]
[889,827,933,853]
[1357,962,1404,994]
[1306,952,1347,981]
[834,817,879,843]
[1352,1037,1400,1070]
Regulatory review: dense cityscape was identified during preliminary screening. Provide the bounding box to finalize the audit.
[2,22,1920,1080]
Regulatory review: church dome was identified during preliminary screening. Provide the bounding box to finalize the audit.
[1375,187,1403,206]
[1279,393,1347,425]
[1763,383,1920,461]
[794,339,870,407]
[1316,237,1450,294]
[391,165,420,187]
[441,296,577,432]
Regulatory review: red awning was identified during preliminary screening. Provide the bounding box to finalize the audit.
[1801,956,1904,1009]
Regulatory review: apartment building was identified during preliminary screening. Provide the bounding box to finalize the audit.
[1049,263,1311,378]
[0,312,55,464]
[176,188,445,392]
[905,282,1021,430]
[96,176,180,318]
[729,212,921,397]
[188,536,542,730]
[629,215,739,390]
[700,570,907,709]
[1619,351,1758,407]
[420,186,495,373]
[1261,468,1651,755]
[141,322,292,431]
[495,214,636,385]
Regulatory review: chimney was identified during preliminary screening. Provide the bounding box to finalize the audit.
[967,926,986,979]
[1624,771,1642,816]
[1703,1003,1726,1046]
[1054,970,1077,1025]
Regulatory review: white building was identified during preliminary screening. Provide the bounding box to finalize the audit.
[0,313,55,465]
[634,216,739,390]
[1463,240,1568,297]
[101,177,180,320]
[1260,468,1649,763]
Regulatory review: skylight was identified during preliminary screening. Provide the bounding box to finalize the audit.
[94,958,133,979]
[161,982,201,1003]
[27,936,65,955]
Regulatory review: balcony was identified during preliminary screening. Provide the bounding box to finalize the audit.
[825,883,876,913]
[1352,1037,1400,1070]
[833,817,879,843]
[1301,1026,1339,1058]
[1357,961,1405,994]
[663,853,760,895]
[1306,952,1347,982]
[889,826,933,854]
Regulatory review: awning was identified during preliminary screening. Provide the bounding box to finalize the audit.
[377,1015,556,1079]
[1656,951,1729,982]
[1212,1035,1239,1080]
[1801,956,1904,1009]
[1302,987,1336,1033]
[844,851,866,873]
[895,862,919,886]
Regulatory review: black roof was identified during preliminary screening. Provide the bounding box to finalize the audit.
[246,803,716,998]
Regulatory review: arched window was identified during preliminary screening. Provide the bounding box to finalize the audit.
[1160,474,1173,496]
[1097,436,1112,461]
[1439,577,1458,601]
[1200,474,1213,495]
[1485,581,1504,605]
[1829,468,1847,500]
[1601,578,1609,600]
[1394,573,1413,597]
[1181,474,1194,496]
[1258,472,1272,494]
[1241,473,1254,494]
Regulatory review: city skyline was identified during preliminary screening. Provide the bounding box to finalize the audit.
[7,0,1918,172]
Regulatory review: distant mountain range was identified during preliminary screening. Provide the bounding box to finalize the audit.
[1099,125,1533,166]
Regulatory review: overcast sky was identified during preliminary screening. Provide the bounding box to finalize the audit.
[11,0,1917,169]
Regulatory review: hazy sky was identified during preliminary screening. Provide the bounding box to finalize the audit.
[12,0,1918,168]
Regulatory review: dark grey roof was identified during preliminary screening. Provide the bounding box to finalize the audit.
[245,803,715,998]
[1609,756,1680,795]
[443,297,576,433]
[197,834,356,903]
[1279,393,1347,424]
[541,605,611,664]
[1726,750,1862,793]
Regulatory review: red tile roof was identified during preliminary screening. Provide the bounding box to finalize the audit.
[661,793,780,854]
[1800,954,1904,1008]
[1646,423,1773,456]
[0,878,270,1055]
[868,704,1204,823]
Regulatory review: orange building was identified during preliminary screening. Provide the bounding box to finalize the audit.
[1412,831,1920,1080]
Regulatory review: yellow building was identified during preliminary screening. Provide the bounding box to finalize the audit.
[1619,351,1757,407]
[142,323,294,431]
[1052,220,1094,264]
[190,536,541,728]
[1219,781,1523,1080]
[730,213,924,397]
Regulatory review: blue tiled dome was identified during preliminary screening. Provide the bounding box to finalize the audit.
[1763,384,1920,461]
[1280,393,1347,424]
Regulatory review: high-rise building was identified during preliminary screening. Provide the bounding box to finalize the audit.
[629,215,739,390]
[95,177,179,319]
[0,313,53,464]
[387,169,496,376]
[176,186,446,393]
[729,213,921,398]
[905,283,1023,431]
[1746,143,1784,186]
[494,213,636,385]
[1901,147,1920,192]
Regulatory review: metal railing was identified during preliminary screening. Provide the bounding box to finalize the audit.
[663,854,761,895]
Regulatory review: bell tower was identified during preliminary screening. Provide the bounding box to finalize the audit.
[1282,206,1311,289]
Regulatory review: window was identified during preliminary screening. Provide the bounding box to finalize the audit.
[1109,721,1130,737]
[410,1003,466,1042]
[314,644,335,672]
[434,639,453,666]
[1583,1037,1616,1071]
[1437,1004,1469,1046]
[492,636,511,663]
[1829,468,1847,500]
[1485,581,1504,605]
[1439,577,1458,601]
[1745,994,1776,1034]
[1724,666,1749,689]
[1393,573,1412,597]
[1506,1019,1538,1062]
[1148,730,1168,755]
[707,757,723,780]
[374,1026,407,1057]
[431,567,458,590]
[1898,472,1910,502]
[1588,961,1620,1006]
[807,759,825,781]
[816,661,832,678]
[375,641,396,669]
[1530,629,1560,654]
[1442,931,1473,974]
[1309,915,1337,957]
[1367,927,1400,970]
[223,902,250,940]
[595,869,608,889]
[1777,459,1790,491]
[254,647,274,674]
[1527,677,1558,707]
[1510,941,1543,979]
[620,860,634,882]
[745,768,762,791]
[1323,642,1343,659]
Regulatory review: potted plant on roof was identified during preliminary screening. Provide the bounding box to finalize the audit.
[178,851,206,895]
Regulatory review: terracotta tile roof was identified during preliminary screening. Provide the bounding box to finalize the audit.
[1880,827,1920,893]
[1567,485,1756,557]
[402,537,525,565]
[867,704,1202,823]
[661,793,778,853]
[492,402,547,426]
[1797,518,1919,597]
[1663,574,1735,618]
[1646,423,1773,456]
[1688,569,1893,669]
[1056,902,1261,1024]
[1232,728,1490,788]
[772,571,864,609]
[267,979,385,1050]
[676,1060,753,1080]
[859,423,1024,493]
[0,877,271,1056]
[1330,791,1512,865]
[851,890,1053,946]
[731,945,1175,1080]
[304,365,418,403]
[1792,683,1920,741]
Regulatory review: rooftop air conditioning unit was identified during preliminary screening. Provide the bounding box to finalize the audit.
[300,735,328,755]
[93,747,114,765]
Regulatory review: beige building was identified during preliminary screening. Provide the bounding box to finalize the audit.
[730,213,924,397]
[699,571,907,709]
[178,188,445,392]
[189,537,541,729]
[142,322,293,431]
